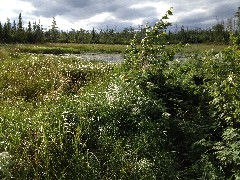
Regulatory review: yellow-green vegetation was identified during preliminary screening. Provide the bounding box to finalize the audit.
[174,43,227,54]
[0,43,227,56]
[14,43,126,54]
[0,10,240,179]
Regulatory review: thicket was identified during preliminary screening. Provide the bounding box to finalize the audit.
[0,9,240,179]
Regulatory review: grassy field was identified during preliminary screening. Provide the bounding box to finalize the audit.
[9,43,127,54]
[177,43,227,54]
[0,43,228,56]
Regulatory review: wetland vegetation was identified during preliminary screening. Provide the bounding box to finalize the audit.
[0,9,240,179]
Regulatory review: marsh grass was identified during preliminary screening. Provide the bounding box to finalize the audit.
[178,44,227,54]
[0,51,112,179]
[0,52,112,101]
[2,43,226,56]
[16,43,126,54]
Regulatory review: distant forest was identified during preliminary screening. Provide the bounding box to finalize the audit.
[0,7,240,44]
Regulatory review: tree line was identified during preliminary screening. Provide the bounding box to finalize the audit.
[0,7,240,45]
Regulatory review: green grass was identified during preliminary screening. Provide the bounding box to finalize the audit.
[0,48,115,179]
[179,44,227,54]
[0,52,112,101]
[0,43,227,57]
[15,43,127,54]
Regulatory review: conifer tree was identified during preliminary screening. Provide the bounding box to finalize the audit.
[50,17,59,42]
[17,13,23,30]
[12,20,17,42]
[226,17,234,33]
[36,20,44,43]
[90,28,97,44]
[0,22,3,43]
[235,7,240,34]
[32,20,43,43]
[2,19,11,43]
[17,13,25,42]
[27,21,33,43]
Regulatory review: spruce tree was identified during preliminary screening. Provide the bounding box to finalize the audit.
[0,22,2,43]
[36,20,43,43]
[2,19,11,43]
[27,21,33,43]
[12,20,17,42]
[235,7,240,35]
[226,17,234,33]
[50,17,59,42]
[17,13,25,43]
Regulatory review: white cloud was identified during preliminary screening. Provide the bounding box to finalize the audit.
[0,0,35,21]
[87,12,116,23]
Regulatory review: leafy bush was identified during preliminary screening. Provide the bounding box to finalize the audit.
[161,34,240,179]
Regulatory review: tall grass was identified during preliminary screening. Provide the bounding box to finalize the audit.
[0,52,177,179]
[16,43,126,54]
[0,52,112,101]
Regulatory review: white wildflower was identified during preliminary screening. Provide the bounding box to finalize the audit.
[162,112,171,118]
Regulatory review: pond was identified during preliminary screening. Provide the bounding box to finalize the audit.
[57,53,125,63]
[43,53,186,63]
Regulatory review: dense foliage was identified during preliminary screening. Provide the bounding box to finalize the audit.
[0,9,240,179]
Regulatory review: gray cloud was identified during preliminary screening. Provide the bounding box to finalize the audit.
[172,0,239,28]
[114,6,158,20]
[19,0,240,30]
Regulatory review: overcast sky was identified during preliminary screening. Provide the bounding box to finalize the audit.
[0,0,239,31]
